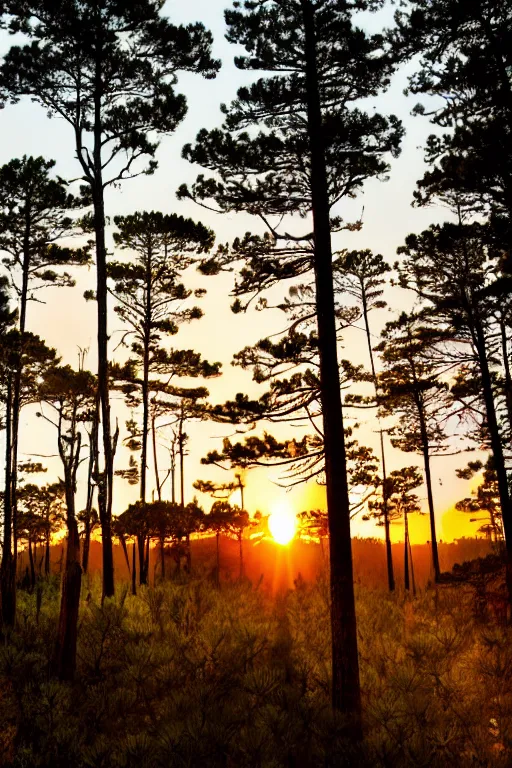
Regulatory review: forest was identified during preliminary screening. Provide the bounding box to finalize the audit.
[0,0,511,765]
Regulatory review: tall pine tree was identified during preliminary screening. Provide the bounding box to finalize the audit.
[179,1,402,725]
[0,0,220,597]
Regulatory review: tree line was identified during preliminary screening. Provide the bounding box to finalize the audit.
[0,0,511,741]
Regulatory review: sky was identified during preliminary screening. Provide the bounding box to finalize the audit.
[0,0,485,545]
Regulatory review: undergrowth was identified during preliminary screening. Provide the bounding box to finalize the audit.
[1,573,511,767]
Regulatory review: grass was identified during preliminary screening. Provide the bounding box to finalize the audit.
[1,570,511,767]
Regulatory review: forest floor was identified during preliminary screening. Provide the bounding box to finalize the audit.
[1,569,511,767]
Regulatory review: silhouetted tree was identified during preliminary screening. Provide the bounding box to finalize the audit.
[1,331,58,625]
[391,0,512,238]
[0,156,88,623]
[365,466,422,592]
[18,482,65,578]
[397,222,512,600]
[78,505,98,576]
[193,477,250,577]
[0,277,17,623]
[334,249,395,590]
[17,509,43,590]
[377,313,454,583]
[38,364,96,680]
[456,457,504,544]
[109,210,219,583]
[180,0,403,726]
[206,501,237,587]
[0,0,220,598]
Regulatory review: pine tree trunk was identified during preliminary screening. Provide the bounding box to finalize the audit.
[300,0,362,732]
[54,515,82,681]
[138,246,152,586]
[499,317,512,437]
[473,320,512,609]
[152,415,162,501]
[179,430,191,572]
[1,375,15,627]
[160,537,165,580]
[95,196,115,599]
[93,43,114,598]
[132,541,137,596]
[363,288,394,592]
[239,534,244,579]
[409,535,416,597]
[138,534,147,586]
[380,432,395,592]
[216,532,220,587]
[417,407,441,582]
[82,525,91,575]
[45,531,51,577]
[9,232,30,616]
[404,510,410,592]
[145,536,150,584]
[28,539,35,591]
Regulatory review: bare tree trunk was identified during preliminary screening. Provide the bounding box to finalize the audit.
[53,516,82,680]
[45,531,50,577]
[362,282,394,592]
[417,407,441,582]
[152,414,162,501]
[409,535,416,597]
[239,534,243,579]
[93,44,114,598]
[83,418,96,575]
[82,524,91,575]
[474,320,512,610]
[216,532,220,588]
[160,537,165,580]
[499,317,512,437]
[145,536,150,584]
[137,534,146,586]
[179,422,192,572]
[237,474,245,510]
[404,509,410,592]
[1,376,15,627]
[28,539,35,591]
[132,541,137,596]
[300,0,361,732]
[9,245,30,621]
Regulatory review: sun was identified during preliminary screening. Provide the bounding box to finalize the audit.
[268,500,297,545]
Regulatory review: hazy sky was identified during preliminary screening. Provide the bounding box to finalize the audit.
[0,0,482,544]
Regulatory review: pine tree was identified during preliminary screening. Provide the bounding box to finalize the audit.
[456,457,503,543]
[376,312,454,583]
[38,364,96,680]
[365,466,422,592]
[17,482,65,578]
[0,0,220,598]
[391,0,512,234]
[1,331,58,625]
[0,155,89,623]
[180,0,402,725]
[334,249,395,590]
[397,221,512,602]
[193,477,249,577]
[107,210,219,583]
[206,500,237,588]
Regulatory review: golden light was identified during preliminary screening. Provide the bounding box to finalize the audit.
[268,500,297,545]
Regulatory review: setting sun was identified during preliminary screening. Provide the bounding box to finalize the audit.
[268,501,297,545]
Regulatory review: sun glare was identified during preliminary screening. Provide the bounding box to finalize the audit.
[268,501,297,545]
